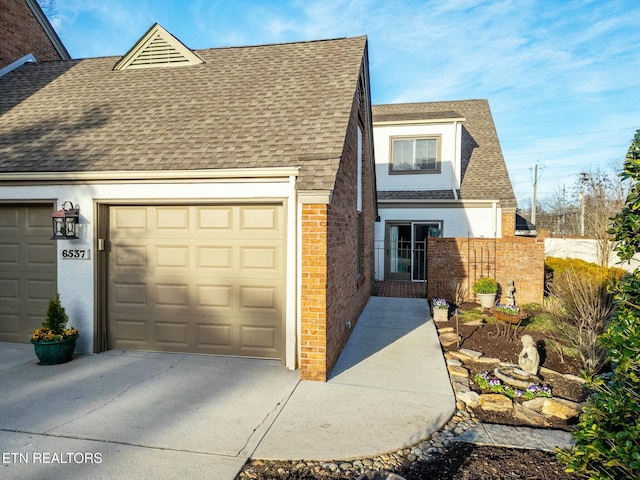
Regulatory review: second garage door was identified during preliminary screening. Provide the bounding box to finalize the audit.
[108,204,285,359]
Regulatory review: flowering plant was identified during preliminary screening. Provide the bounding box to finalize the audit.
[432,298,449,310]
[31,293,79,343]
[495,303,520,315]
[474,371,552,400]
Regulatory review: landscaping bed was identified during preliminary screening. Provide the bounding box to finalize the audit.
[436,304,589,432]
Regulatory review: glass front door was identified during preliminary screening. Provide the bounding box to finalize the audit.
[386,222,441,282]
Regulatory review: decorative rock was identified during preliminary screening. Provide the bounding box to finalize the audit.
[541,398,583,420]
[439,332,460,347]
[474,356,501,364]
[463,319,485,326]
[513,403,551,427]
[437,327,455,333]
[478,393,513,412]
[446,358,463,367]
[458,348,483,359]
[456,400,466,410]
[522,397,546,412]
[539,366,558,376]
[494,365,541,388]
[563,373,586,384]
[458,391,480,408]
[448,365,469,377]
[446,351,470,361]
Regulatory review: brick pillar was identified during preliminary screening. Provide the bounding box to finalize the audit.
[300,204,328,381]
[501,210,515,237]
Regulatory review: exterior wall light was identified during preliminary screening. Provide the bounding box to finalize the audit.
[51,201,80,240]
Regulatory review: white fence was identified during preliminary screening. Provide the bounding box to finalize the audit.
[544,238,640,272]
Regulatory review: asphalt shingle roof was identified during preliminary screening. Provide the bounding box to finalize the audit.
[372,100,516,208]
[0,35,367,191]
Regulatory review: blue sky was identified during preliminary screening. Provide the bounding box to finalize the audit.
[46,0,640,208]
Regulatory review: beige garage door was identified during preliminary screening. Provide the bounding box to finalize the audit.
[0,205,57,343]
[108,204,285,359]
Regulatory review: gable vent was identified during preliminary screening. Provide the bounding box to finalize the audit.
[114,23,204,71]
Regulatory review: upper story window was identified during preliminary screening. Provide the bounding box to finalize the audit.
[390,136,440,173]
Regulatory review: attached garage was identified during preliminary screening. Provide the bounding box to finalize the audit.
[106,204,285,359]
[0,204,56,343]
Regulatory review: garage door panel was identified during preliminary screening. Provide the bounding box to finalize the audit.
[197,207,232,230]
[155,246,189,268]
[197,246,232,269]
[0,205,56,343]
[28,244,57,265]
[113,208,148,229]
[113,282,147,306]
[113,245,147,268]
[0,244,20,266]
[156,207,190,231]
[155,321,189,346]
[108,204,284,358]
[196,285,232,309]
[196,323,232,348]
[155,283,190,308]
[0,315,20,337]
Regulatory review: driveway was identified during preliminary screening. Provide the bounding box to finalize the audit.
[0,297,454,479]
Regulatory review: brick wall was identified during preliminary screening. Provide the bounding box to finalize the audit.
[426,236,545,305]
[1,0,65,68]
[300,203,329,380]
[299,68,375,381]
[501,210,516,237]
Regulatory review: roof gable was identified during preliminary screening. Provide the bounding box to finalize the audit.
[372,100,516,208]
[113,23,204,70]
[0,34,368,192]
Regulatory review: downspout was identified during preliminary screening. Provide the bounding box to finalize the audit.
[492,201,498,238]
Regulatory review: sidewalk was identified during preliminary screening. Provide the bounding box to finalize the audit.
[0,297,455,479]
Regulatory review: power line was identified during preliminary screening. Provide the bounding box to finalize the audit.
[506,144,628,157]
[502,127,636,142]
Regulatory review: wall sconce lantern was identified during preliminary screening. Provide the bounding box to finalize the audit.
[51,201,80,240]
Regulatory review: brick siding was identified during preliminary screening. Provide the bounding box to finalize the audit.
[300,71,375,381]
[1,0,65,68]
[426,236,545,305]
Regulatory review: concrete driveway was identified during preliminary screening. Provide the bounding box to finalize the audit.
[0,297,454,480]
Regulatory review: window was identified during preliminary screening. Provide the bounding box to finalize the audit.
[390,137,439,173]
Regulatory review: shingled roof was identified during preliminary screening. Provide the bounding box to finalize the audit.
[0,33,368,191]
[372,100,516,209]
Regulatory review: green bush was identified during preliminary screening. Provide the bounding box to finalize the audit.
[43,293,69,335]
[471,277,498,294]
[558,130,640,479]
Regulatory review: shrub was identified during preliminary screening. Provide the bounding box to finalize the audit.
[558,130,640,479]
[545,267,615,373]
[472,277,498,294]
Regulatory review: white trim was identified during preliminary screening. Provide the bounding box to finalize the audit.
[0,54,36,78]
[285,174,298,369]
[297,190,332,204]
[374,116,466,126]
[25,0,70,60]
[0,167,300,183]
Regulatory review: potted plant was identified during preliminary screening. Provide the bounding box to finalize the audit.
[31,293,79,365]
[431,297,450,322]
[472,277,498,309]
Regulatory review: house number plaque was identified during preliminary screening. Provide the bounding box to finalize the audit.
[60,249,91,260]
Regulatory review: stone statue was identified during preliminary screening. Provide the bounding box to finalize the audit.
[518,334,540,375]
[505,279,515,306]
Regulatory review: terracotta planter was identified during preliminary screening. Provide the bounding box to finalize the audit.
[432,308,449,322]
[31,336,77,365]
[477,293,496,309]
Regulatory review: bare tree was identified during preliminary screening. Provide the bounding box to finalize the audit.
[578,167,630,266]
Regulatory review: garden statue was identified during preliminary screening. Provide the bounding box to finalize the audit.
[518,334,540,375]
[505,279,515,306]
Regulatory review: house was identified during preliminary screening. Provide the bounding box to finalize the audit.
[0,24,377,381]
[0,0,70,72]
[372,101,544,303]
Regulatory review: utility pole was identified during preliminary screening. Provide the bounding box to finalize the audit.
[531,163,539,225]
[580,172,590,236]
